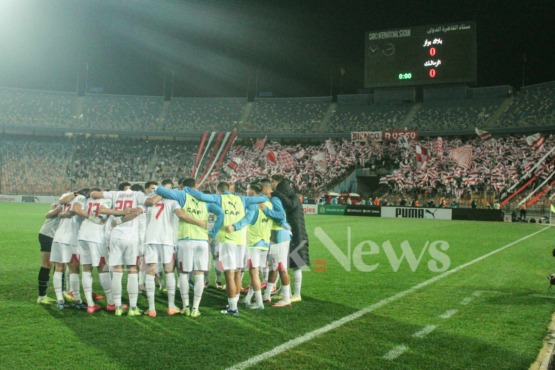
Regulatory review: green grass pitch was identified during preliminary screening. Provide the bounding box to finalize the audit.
[1,203,554,369]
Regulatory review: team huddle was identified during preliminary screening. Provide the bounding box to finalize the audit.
[37,175,310,317]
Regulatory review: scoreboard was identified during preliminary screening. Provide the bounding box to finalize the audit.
[364,22,476,88]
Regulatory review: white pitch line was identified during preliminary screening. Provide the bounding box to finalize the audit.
[439,309,458,319]
[413,325,437,339]
[226,226,549,370]
[383,345,409,360]
[460,297,474,305]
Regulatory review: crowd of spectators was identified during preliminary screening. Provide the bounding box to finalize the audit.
[0,135,200,195]
[163,98,244,132]
[411,98,505,131]
[81,94,164,131]
[206,134,555,205]
[0,84,554,133]
[0,88,75,128]
[1,133,554,210]
[247,99,328,133]
[327,103,412,132]
[498,85,555,128]
[0,136,71,195]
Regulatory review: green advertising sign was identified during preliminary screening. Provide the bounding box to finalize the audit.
[318,205,347,215]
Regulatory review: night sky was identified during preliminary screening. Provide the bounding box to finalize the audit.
[0,0,553,97]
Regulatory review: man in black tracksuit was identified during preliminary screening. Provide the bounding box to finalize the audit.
[270,175,310,302]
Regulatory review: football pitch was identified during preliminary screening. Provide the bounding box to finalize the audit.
[1,203,555,369]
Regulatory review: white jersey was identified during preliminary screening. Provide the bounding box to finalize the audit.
[52,194,86,245]
[145,198,179,246]
[103,190,146,242]
[78,198,111,243]
[39,206,61,238]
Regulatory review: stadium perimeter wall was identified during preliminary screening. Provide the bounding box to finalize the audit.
[304,204,504,222]
[0,195,58,204]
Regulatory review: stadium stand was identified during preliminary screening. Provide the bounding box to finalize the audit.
[0,87,76,128]
[81,94,164,131]
[0,83,554,214]
[246,97,329,133]
[410,98,505,131]
[164,97,244,132]
[328,103,412,132]
[497,83,555,128]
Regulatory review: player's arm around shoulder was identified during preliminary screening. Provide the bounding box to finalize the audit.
[185,187,221,204]
[241,194,268,207]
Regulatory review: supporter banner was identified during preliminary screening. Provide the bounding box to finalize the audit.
[318,205,347,215]
[381,206,452,220]
[344,205,381,217]
[382,130,419,142]
[351,131,382,142]
[302,204,318,215]
[0,194,58,204]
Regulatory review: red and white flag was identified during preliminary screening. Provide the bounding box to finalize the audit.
[224,157,242,174]
[289,147,305,160]
[398,135,410,150]
[279,151,295,171]
[265,151,277,164]
[415,145,429,170]
[434,137,443,154]
[253,136,267,150]
[449,145,473,168]
[325,139,336,155]
[475,128,492,141]
[526,133,545,152]
[312,152,327,171]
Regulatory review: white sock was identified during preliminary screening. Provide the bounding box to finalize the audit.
[262,266,269,283]
[264,282,275,300]
[82,271,94,306]
[179,273,190,308]
[232,295,239,310]
[127,273,139,309]
[293,268,302,297]
[54,271,63,302]
[254,290,263,306]
[166,272,176,308]
[228,296,237,311]
[112,272,123,307]
[69,273,82,303]
[99,272,113,305]
[146,274,156,311]
[282,284,291,302]
[192,274,204,310]
[245,286,254,303]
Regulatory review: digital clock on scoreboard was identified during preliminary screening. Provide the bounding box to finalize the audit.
[364,22,476,88]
